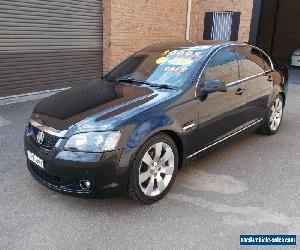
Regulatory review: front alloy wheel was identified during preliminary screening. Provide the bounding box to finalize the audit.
[128,133,178,203]
[139,142,175,197]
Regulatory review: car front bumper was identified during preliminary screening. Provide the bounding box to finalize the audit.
[24,133,129,197]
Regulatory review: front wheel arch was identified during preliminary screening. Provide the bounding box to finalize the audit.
[127,132,179,203]
[126,130,184,173]
[160,130,184,170]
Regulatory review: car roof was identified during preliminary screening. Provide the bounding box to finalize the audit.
[140,40,274,69]
[142,40,247,52]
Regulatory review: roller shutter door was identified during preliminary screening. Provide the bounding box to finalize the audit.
[0,0,103,97]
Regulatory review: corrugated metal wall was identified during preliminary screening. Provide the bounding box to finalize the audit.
[0,0,103,97]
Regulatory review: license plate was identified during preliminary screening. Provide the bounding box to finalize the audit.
[27,150,44,169]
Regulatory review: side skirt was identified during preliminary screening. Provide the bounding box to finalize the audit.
[186,118,264,161]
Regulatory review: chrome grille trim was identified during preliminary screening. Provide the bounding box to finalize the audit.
[29,119,67,138]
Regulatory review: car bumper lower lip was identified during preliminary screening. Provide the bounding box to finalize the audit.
[27,160,93,195]
[24,135,128,196]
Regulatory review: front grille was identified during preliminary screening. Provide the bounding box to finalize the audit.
[30,125,59,150]
[30,162,61,186]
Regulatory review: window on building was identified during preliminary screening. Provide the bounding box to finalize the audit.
[212,12,233,40]
[203,11,241,41]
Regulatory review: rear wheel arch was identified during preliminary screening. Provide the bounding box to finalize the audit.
[279,92,286,107]
[257,94,284,135]
[268,86,286,108]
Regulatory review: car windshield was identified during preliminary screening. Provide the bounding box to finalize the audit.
[106,46,213,88]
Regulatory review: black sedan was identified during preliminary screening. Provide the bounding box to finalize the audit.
[24,41,287,203]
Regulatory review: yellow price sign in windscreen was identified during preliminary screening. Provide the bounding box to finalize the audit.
[156,57,167,65]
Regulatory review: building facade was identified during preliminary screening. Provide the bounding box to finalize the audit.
[0,0,298,97]
[0,0,104,97]
[103,0,254,72]
[256,0,300,65]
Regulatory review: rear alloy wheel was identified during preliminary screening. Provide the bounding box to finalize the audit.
[128,133,178,203]
[258,95,284,135]
[270,97,283,131]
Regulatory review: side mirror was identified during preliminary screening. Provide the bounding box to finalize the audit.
[203,79,228,94]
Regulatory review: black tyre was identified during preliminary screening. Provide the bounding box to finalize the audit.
[127,133,178,204]
[257,95,284,135]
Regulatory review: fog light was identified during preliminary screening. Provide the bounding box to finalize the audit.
[79,180,91,190]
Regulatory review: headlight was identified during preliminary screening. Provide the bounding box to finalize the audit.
[64,131,121,153]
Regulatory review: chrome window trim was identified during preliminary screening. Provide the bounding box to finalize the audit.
[226,71,271,87]
[29,119,67,138]
[187,118,264,159]
[248,44,274,70]
[194,43,274,98]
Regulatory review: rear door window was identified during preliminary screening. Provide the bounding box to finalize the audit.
[235,46,265,79]
[204,47,240,84]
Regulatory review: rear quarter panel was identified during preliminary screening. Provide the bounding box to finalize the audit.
[268,69,287,106]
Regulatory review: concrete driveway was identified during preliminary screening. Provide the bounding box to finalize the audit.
[0,77,299,249]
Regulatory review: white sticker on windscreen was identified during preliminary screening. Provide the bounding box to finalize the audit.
[168,58,193,66]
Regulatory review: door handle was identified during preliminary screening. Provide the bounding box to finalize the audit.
[267,76,273,82]
[235,88,245,95]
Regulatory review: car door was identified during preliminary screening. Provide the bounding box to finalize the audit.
[234,45,273,121]
[196,46,249,150]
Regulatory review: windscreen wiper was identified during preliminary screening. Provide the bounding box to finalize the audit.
[115,77,149,85]
[146,83,177,90]
[115,77,176,90]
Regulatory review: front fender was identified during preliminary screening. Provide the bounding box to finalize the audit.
[117,113,175,171]
[127,114,173,149]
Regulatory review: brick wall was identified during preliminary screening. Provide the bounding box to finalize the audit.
[103,0,187,72]
[103,0,112,74]
[103,0,254,72]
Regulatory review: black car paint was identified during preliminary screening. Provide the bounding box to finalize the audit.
[24,41,286,196]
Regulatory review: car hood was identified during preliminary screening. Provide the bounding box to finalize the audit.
[31,79,176,132]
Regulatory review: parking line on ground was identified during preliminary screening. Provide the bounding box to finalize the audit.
[0,87,69,106]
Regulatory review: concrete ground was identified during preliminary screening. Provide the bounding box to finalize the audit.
[0,73,299,249]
